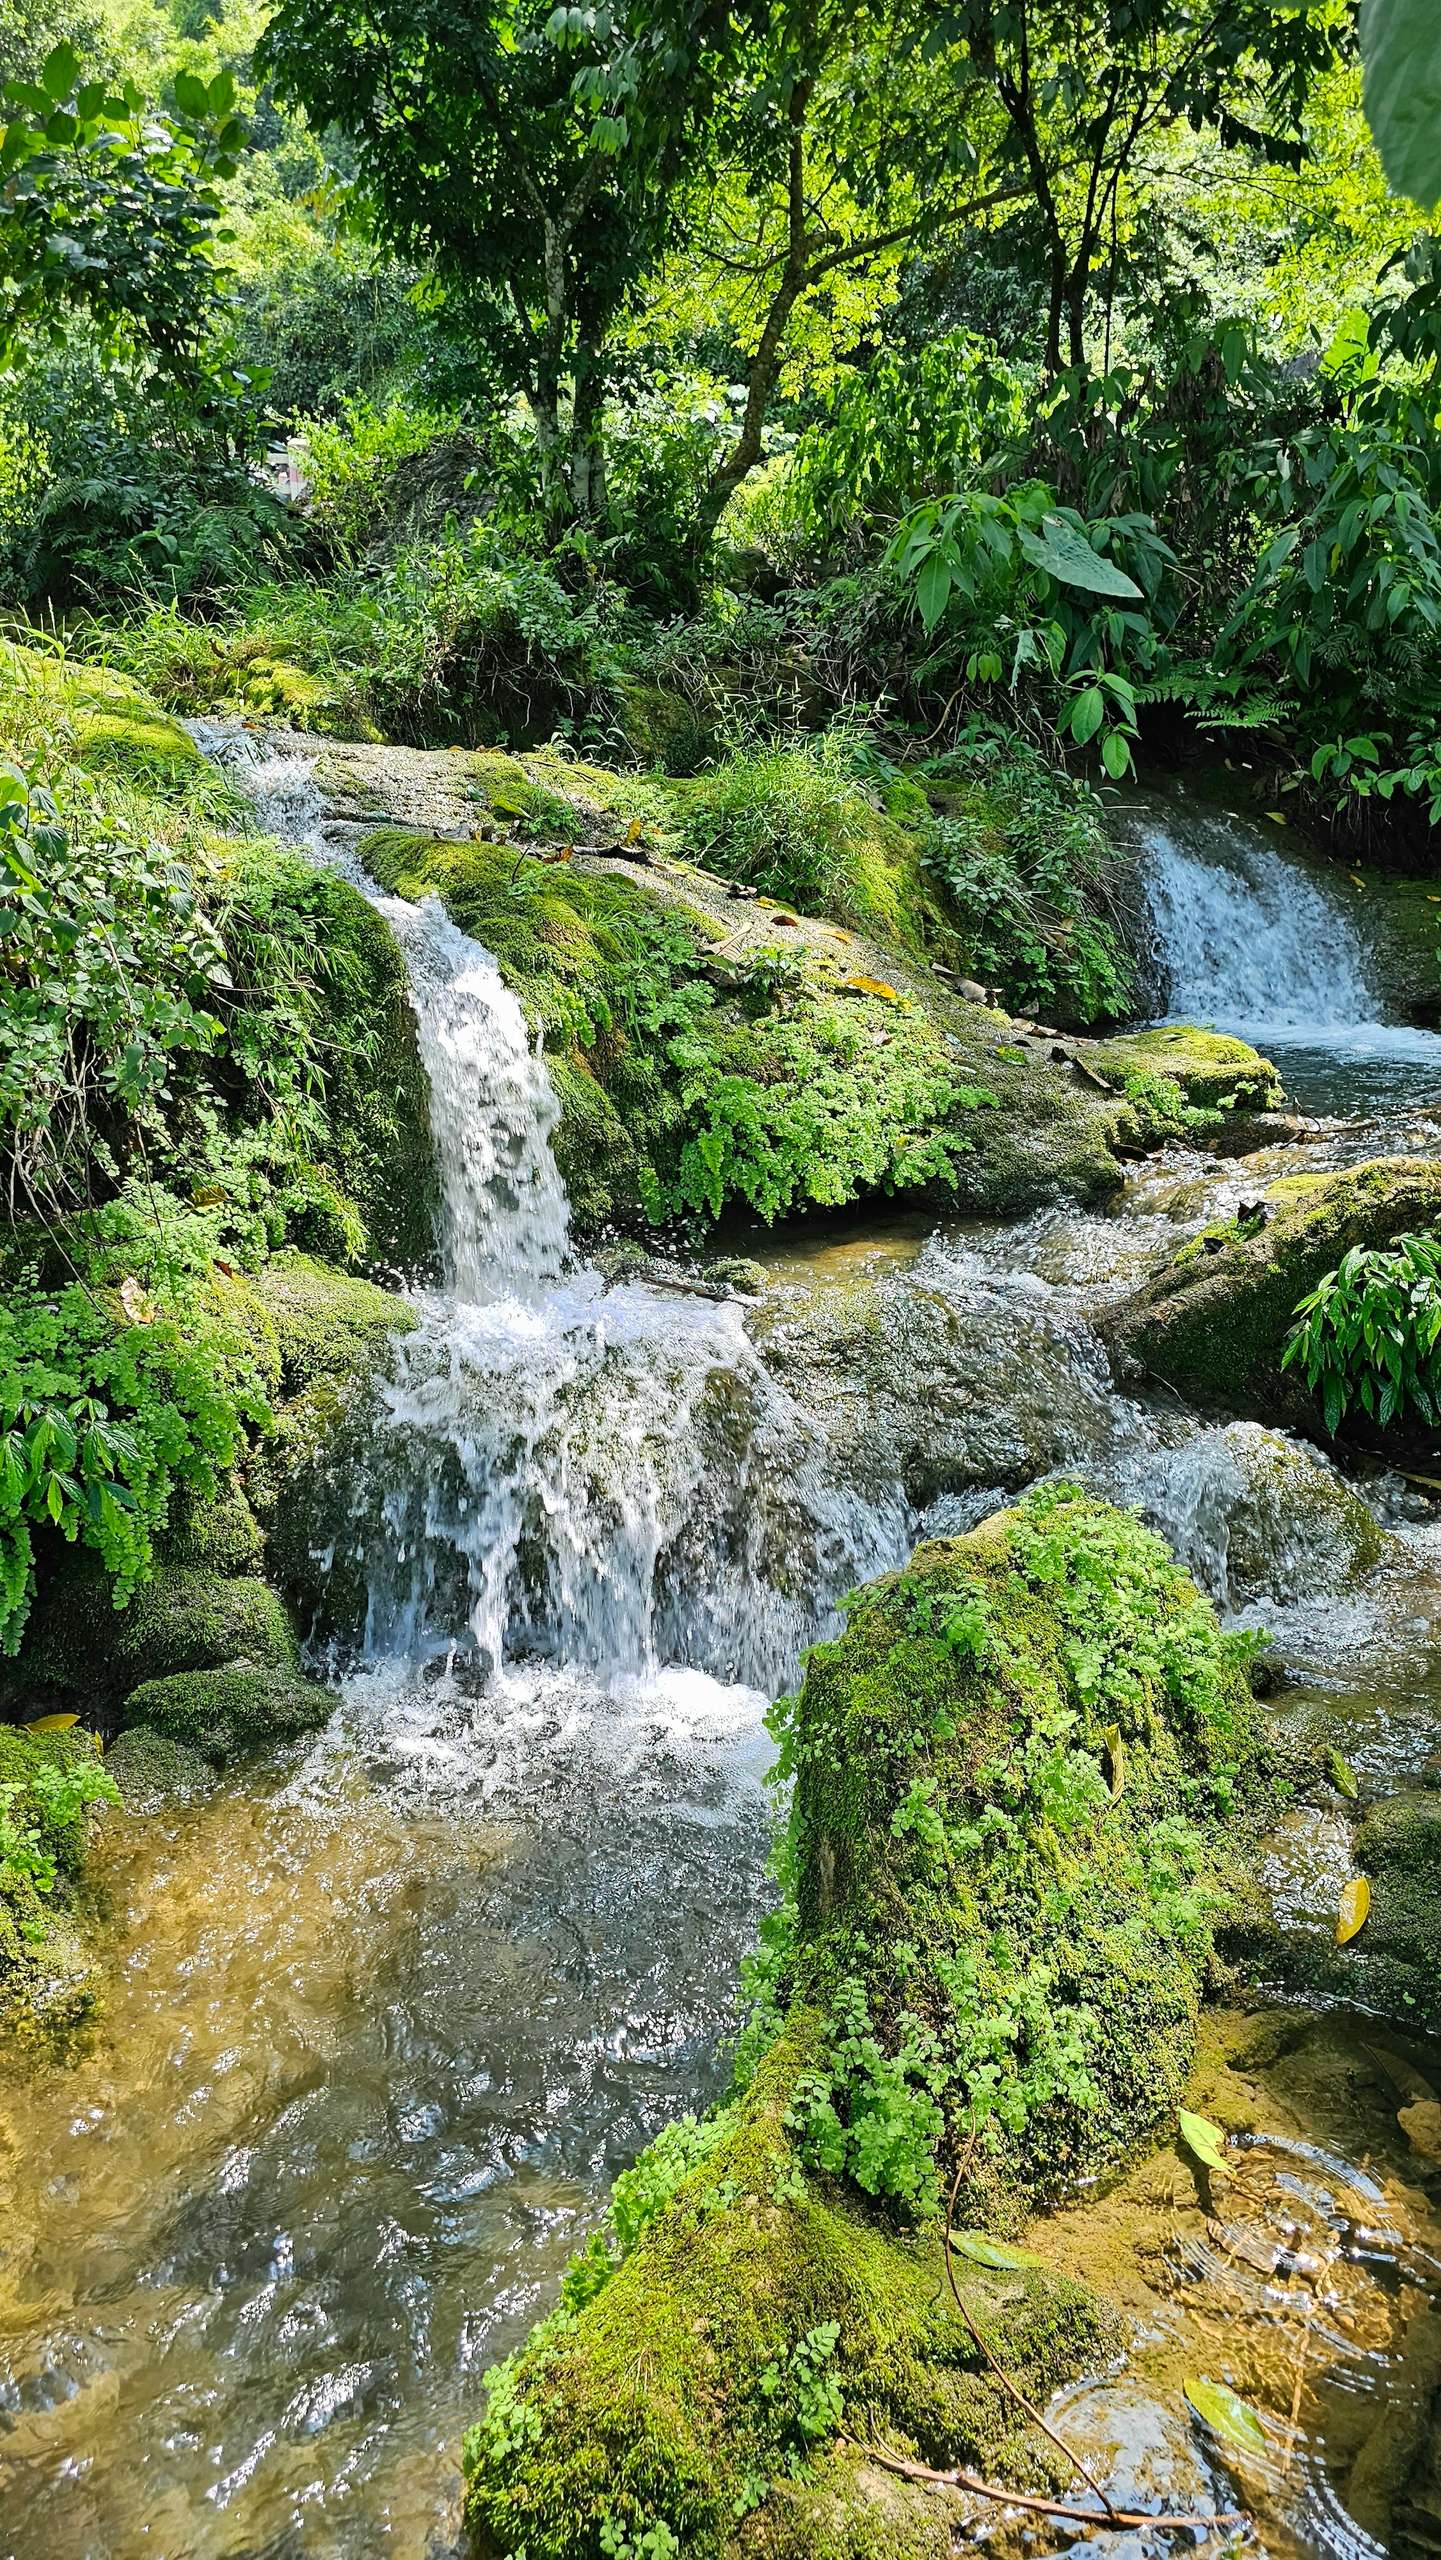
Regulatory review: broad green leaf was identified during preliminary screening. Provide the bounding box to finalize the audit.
[1016,513,1142,600]
[949,2229,1048,2272]
[1183,2377,1268,2454]
[1325,1748,1360,1801]
[1337,1876,1371,1944]
[1070,686,1105,746]
[173,68,210,118]
[41,39,78,99]
[1361,0,1441,210]
[1178,2109,1229,2176]
[1100,730,1133,780]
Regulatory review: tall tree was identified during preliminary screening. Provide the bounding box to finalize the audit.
[937,0,1346,374]
[259,0,763,516]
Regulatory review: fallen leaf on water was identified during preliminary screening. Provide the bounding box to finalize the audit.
[1325,1748,1359,1801]
[1398,2099,1441,2163]
[1103,1722,1125,1798]
[25,1711,79,1731]
[1184,2377,1268,2454]
[949,2230,1048,2272]
[1178,2109,1230,2176]
[118,1276,156,1324]
[1337,1876,1371,1944]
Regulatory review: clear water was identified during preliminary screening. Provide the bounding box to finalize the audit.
[3,745,1440,2557]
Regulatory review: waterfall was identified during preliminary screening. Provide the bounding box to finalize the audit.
[195,725,907,1700]
[1138,806,1376,1035]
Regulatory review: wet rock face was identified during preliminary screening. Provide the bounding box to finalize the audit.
[1100,1154,1441,1430]
[1215,1422,1388,1601]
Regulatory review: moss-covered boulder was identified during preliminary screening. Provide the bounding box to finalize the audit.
[0,1723,115,2040]
[1217,1424,1388,1602]
[241,1251,417,1642]
[1103,1155,1441,1428]
[462,1491,1274,2559]
[105,1723,216,1809]
[22,1556,298,1707]
[119,1662,331,1764]
[360,826,1126,1236]
[1350,1790,1441,2027]
[1088,1025,1284,1116]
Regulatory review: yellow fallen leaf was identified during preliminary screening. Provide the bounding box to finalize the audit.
[1349,873,1366,889]
[843,974,901,1001]
[1337,1876,1371,1944]
[26,1711,79,1731]
[1103,1722,1125,1798]
[624,818,644,845]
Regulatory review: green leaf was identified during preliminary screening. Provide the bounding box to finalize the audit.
[949,2229,1048,2272]
[1177,2109,1229,2176]
[1100,730,1132,780]
[1183,2377,1268,2454]
[1015,513,1142,600]
[1070,686,1105,746]
[40,39,78,100]
[1325,1748,1360,1802]
[173,68,210,117]
[1361,0,1441,210]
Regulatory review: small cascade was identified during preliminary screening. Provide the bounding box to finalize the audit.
[195,724,906,1700]
[1138,804,1376,1035]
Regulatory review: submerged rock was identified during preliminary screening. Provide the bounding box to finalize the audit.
[461,1490,1274,2559]
[1102,1154,1441,1431]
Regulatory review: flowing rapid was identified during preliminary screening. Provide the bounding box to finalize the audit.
[5,746,1441,2560]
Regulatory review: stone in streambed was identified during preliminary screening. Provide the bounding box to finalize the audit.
[1102,1155,1441,1429]
[1218,1423,1388,1601]
[461,1490,1275,2560]
[119,1664,331,1766]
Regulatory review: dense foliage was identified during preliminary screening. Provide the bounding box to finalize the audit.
[1284,1230,1441,1433]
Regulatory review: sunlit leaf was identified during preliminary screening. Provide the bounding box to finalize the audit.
[25,1710,79,1731]
[1325,1748,1359,1801]
[1178,2109,1230,2176]
[1361,0,1441,209]
[1183,2376,1268,2454]
[1337,1876,1371,1943]
[949,2229,1048,2272]
[1103,1722,1125,1798]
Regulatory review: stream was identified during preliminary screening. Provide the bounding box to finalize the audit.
[3,758,1441,2559]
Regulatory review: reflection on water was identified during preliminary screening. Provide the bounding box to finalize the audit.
[1016,2007,1441,2560]
[0,1662,772,2558]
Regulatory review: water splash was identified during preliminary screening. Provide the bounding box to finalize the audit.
[195,723,906,1692]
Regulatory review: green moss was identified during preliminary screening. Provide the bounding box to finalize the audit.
[0,1722,112,2039]
[464,2018,1113,2560]
[1091,1026,1283,1115]
[463,1492,1270,2558]
[120,1660,331,1762]
[245,1249,417,1395]
[362,829,1122,1236]
[1104,1155,1441,1425]
[105,1722,216,1807]
[20,1555,297,1707]
[161,1478,266,1577]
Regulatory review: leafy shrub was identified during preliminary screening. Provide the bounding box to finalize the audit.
[916,728,1135,1023]
[298,393,476,554]
[677,731,939,945]
[1283,1231,1441,1432]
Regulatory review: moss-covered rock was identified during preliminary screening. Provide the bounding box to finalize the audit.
[119,1661,331,1763]
[18,1550,296,1718]
[105,1722,217,1808]
[1102,1155,1441,1428]
[462,1491,1273,2558]
[360,827,1125,1236]
[5,646,205,788]
[1352,1790,1441,2013]
[0,1723,113,2040]
[1088,1025,1284,1116]
[1217,1424,1388,1602]
[239,1250,417,1642]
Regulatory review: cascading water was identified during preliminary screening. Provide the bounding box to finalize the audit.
[1133,796,1441,1112]
[194,725,906,1697]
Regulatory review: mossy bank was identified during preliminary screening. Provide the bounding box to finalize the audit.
[462,1488,1277,2559]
